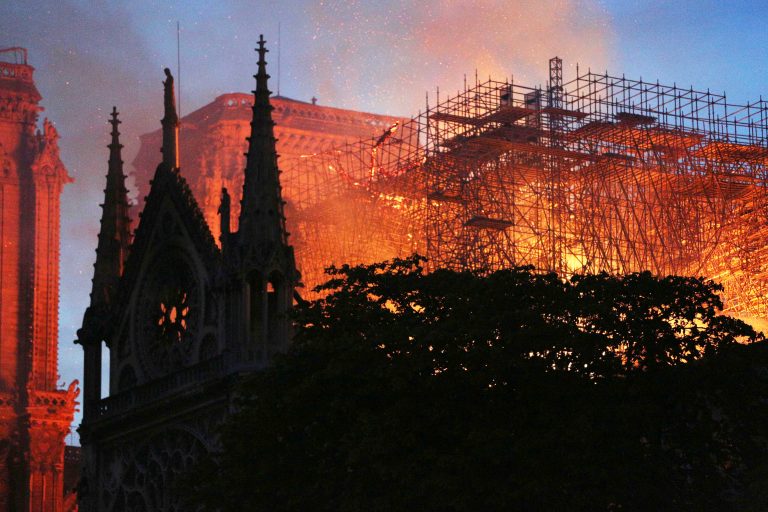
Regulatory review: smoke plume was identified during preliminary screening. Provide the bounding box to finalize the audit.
[301,0,616,116]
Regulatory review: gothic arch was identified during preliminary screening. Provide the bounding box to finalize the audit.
[102,427,208,512]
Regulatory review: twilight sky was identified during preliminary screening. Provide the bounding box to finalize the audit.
[1,0,767,438]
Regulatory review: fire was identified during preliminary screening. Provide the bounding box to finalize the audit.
[135,64,768,321]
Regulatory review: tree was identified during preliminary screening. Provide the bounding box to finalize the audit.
[189,256,766,511]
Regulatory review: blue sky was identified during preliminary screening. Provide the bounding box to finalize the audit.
[1,0,766,439]
[605,1,767,102]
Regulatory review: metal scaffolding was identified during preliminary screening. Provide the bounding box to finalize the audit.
[280,58,768,317]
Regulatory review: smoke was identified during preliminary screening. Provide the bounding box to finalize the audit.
[300,0,616,116]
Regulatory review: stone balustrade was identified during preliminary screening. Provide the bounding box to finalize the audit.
[96,353,265,419]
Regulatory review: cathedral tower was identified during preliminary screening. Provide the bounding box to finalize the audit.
[0,47,78,511]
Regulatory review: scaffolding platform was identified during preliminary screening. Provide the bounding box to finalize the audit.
[427,191,467,205]
[283,57,768,318]
[465,216,514,230]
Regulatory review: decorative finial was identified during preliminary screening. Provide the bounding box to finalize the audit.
[109,106,121,142]
[252,35,272,105]
[257,34,268,60]
[109,106,120,124]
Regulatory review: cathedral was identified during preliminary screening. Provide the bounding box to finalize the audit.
[76,36,298,510]
[0,47,79,511]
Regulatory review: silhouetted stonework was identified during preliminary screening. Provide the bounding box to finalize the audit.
[78,38,299,511]
[0,47,78,512]
[131,94,409,299]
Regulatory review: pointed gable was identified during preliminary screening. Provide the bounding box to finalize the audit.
[118,164,220,309]
[107,69,221,387]
[115,67,219,331]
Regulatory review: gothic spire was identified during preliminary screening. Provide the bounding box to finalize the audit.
[161,67,179,168]
[78,107,132,342]
[237,35,289,256]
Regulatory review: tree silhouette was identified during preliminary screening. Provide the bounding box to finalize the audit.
[189,256,767,511]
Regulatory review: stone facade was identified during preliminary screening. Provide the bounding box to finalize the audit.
[0,47,78,511]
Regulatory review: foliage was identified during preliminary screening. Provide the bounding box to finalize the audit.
[189,256,767,511]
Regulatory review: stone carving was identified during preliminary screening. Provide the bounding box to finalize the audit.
[102,428,207,512]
